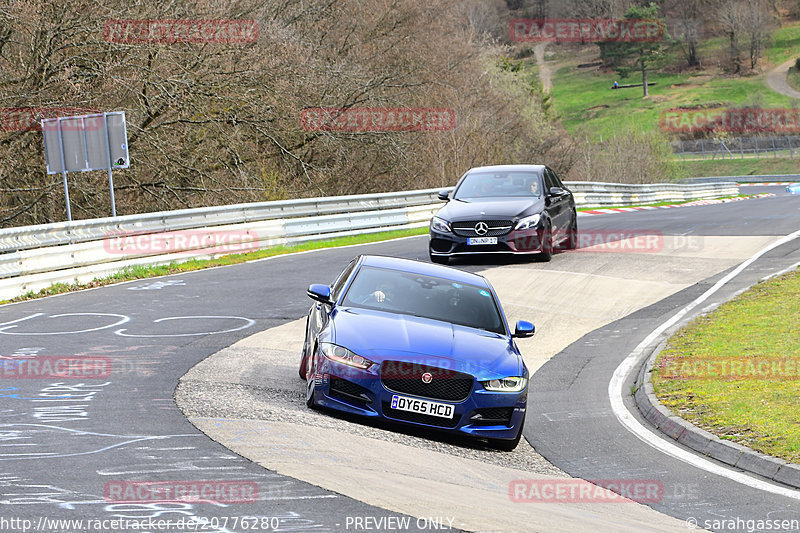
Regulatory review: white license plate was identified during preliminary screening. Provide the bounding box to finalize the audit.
[467,237,497,245]
[390,395,454,419]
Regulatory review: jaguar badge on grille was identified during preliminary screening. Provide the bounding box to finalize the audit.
[421,372,433,384]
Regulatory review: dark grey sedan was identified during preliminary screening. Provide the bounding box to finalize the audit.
[429,164,577,263]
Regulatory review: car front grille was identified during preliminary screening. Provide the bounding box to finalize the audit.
[381,401,461,428]
[470,407,515,427]
[452,220,514,237]
[380,361,474,402]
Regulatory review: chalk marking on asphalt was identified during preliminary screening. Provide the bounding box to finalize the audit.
[609,228,800,499]
[0,313,130,335]
[114,316,255,337]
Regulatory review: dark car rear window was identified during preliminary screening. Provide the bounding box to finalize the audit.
[342,266,506,335]
[454,171,542,199]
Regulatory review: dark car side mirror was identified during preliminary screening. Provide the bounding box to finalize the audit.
[437,190,450,201]
[513,320,535,338]
[307,284,333,305]
[548,186,566,197]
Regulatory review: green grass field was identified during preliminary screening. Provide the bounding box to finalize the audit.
[788,66,800,91]
[543,23,800,141]
[766,24,800,64]
[678,157,800,177]
[652,269,800,462]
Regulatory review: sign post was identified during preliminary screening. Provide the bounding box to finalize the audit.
[42,111,129,221]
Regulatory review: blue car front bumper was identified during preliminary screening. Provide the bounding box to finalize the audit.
[310,355,527,441]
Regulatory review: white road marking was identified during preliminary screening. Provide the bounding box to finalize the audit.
[114,316,255,337]
[609,229,800,499]
[0,314,130,335]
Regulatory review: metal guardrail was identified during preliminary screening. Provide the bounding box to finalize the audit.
[0,181,739,301]
[565,180,738,207]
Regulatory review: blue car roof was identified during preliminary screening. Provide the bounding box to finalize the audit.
[359,255,490,288]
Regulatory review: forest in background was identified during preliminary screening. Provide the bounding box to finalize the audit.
[0,0,797,226]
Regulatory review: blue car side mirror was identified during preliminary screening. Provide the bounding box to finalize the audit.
[307,284,333,304]
[513,320,535,338]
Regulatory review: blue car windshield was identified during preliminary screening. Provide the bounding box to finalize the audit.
[342,266,506,335]
[454,171,542,199]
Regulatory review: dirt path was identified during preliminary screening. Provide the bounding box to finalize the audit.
[765,58,800,99]
[534,43,552,93]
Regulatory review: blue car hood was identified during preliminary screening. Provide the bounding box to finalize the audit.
[330,307,522,379]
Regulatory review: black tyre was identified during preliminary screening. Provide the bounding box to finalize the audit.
[536,221,553,262]
[559,213,578,251]
[305,351,317,409]
[299,318,311,379]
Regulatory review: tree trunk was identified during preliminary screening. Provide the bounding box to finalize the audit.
[687,40,699,67]
[642,62,648,98]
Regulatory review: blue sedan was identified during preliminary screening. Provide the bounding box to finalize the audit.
[787,183,800,195]
[300,255,534,451]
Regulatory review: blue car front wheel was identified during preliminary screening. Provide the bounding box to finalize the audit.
[305,354,318,409]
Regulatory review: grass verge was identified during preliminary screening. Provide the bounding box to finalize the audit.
[787,66,800,92]
[2,226,429,305]
[678,158,800,178]
[577,194,758,211]
[652,268,800,463]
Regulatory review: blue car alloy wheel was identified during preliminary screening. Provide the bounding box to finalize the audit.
[300,254,535,451]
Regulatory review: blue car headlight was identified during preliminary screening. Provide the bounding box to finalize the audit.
[514,214,540,231]
[320,343,374,370]
[430,216,452,233]
[480,377,527,392]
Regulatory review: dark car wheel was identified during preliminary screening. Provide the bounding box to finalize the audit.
[429,251,450,265]
[536,221,553,262]
[299,318,311,379]
[558,212,578,251]
[305,353,317,409]
[489,414,525,452]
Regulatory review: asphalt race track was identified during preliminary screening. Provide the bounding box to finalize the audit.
[0,185,798,532]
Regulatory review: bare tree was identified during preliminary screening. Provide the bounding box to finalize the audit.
[742,0,775,70]
[662,0,709,67]
[717,0,747,73]
[0,0,575,227]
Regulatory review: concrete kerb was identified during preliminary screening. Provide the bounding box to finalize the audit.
[633,297,800,490]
